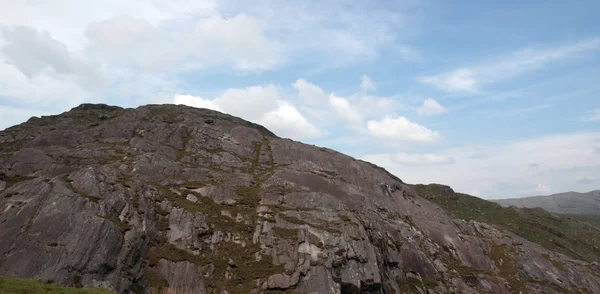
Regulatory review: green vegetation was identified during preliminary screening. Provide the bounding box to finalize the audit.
[273,227,299,239]
[147,136,291,294]
[278,214,307,225]
[0,141,25,153]
[3,175,35,189]
[61,177,101,203]
[489,244,527,293]
[149,107,183,124]
[146,237,284,294]
[278,213,342,234]
[154,184,252,233]
[542,254,566,271]
[103,216,131,233]
[398,273,439,293]
[561,214,600,227]
[415,184,600,262]
[144,270,168,291]
[147,241,204,266]
[339,214,352,223]
[0,276,114,294]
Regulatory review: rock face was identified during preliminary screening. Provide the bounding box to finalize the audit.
[1,104,600,293]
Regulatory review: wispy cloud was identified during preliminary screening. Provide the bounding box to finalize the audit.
[417,98,446,116]
[362,132,600,198]
[363,152,454,166]
[583,109,600,121]
[419,38,600,93]
[576,176,596,185]
[366,116,440,142]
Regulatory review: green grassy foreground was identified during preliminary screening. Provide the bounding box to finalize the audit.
[0,276,114,294]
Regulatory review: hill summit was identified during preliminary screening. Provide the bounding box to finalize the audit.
[1,104,600,294]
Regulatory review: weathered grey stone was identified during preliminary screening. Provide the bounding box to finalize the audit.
[0,104,599,294]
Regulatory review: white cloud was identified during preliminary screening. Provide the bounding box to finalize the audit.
[173,94,221,111]
[258,101,324,139]
[0,25,102,88]
[583,109,600,121]
[213,85,281,121]
[0,26,96,125]
[0,1,418,130]
[360,75,376,92]
[230,0,413,66]
[172,84,323,140]
[292,79,328,105]
[535,183,552,194]
[419,68,478,93]
[417,98,446,116]
[170,75,406,140]
[85,13,282,71]
[189,13,282,71]
[85,16,182,70]
[363,152,454,166]
[0,0,218,50]
[0,105,54,131]
[292,77,398,128]
[0,0,410,73]
[366,116,440,142]
[362,132,600,199]
[420,38,600,93]
[329,94,363,124]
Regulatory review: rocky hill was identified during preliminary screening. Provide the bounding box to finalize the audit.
[2,104,600,294]
[495,190,600,215]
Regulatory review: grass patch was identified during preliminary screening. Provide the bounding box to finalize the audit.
[542,254,566,271]
[147,239,284,294]
[102,216,131,233]
[149,108,183,124]
[339,214,352,223]
[144,269,169,292]
[398,275,438,293]
[561,214,600,227]
[147,241,205,266]
[0,276,114,293]
[147,136,289,293]
[278,213,342,234]
[278,214,307,225]
[265,185,297,196]
[182,181,206,189]
[273,227,299,239]
[234,185,262,207]
[154,184,252,233]
[62,177,101,203]
[550,259,566,271]
[489,244,527,293]
[2,175,35,189]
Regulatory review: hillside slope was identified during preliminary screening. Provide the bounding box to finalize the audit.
[1,104,600,294]
[416,184,600,263]
[495,190,600,215]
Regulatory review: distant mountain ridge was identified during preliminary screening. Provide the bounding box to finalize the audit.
[494,190,600,215]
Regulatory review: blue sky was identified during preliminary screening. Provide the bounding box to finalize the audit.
[1,0,599,198]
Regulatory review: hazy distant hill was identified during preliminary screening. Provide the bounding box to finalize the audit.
[495,190,600,215]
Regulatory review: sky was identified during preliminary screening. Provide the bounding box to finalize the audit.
[0,0,599,199]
